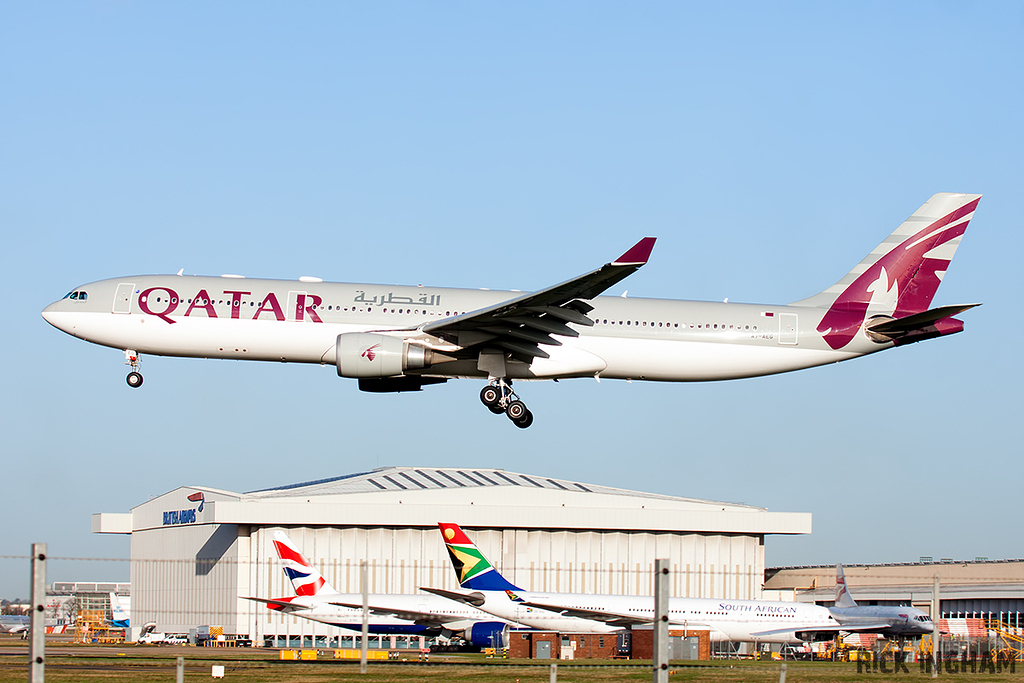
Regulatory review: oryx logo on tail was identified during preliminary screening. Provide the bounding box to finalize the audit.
[812,194,980,350]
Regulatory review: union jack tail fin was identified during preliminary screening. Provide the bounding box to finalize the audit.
[834,563,858,609]
[792,193,981,350]
[271,530,338,597]
[438,523,521,592]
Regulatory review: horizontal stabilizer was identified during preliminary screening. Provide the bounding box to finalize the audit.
[866,304,980,337]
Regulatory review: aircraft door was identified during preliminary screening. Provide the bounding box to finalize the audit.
[112,283,135,314]
[778,313,798,345]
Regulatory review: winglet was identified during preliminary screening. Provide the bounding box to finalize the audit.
[612,237,656,265]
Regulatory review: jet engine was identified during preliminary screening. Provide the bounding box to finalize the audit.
[336,333,434,378]
[794,630,834,643]
[465,622,509,649]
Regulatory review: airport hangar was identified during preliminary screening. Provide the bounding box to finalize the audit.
[92,466,810,643]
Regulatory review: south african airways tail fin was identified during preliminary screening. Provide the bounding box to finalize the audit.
[835,564,858,609]
[271,530,339,597]
[438,523,521,592]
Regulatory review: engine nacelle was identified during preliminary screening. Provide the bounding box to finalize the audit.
[336,333,431,379]
[795,630,834,643]
[465,621,509,649]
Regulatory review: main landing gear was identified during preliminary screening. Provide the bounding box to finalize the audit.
[480,379,534,429]
[125,349,143,388]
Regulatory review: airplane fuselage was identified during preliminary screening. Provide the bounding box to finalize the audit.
[465,590,838,643]
[829,605,934,637]
[42,274,879,382]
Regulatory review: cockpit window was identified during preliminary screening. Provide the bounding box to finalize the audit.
[78,291,87,301]
[66,290,88,301]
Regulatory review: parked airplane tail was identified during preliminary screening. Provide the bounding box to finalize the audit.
[271,530,339,596]
[108,592,130,628]
[792,193,981,350]
[834,564,858,609]
[438,523,521,592]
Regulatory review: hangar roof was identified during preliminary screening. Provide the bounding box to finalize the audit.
[247,466,758,507]
[95,466,812,536]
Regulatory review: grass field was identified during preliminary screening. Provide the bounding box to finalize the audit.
[1,641,1021,682]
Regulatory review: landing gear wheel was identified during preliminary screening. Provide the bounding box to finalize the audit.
[126,371,144,388]
[487,404,506,415]
[512,409,534,429]
[506,400,527,421]
[480,385,501,407]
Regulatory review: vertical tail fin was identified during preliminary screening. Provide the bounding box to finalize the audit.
[834,564,858,609]
[109,592,130,627]
[438,523,521,592]
[792,193,981,349]
[271,530,339,596]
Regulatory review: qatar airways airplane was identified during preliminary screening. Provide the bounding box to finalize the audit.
[424,523,844,644]
[41,193,980,428]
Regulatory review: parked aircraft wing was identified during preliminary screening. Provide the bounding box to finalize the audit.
[327,600,479,627]
[517,600,710,630]
[421,237,655,362]
[418,586,487,607]
[752,623,893,638]
[242,596,308,613]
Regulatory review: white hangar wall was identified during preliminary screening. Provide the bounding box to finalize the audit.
[99,466,811,639]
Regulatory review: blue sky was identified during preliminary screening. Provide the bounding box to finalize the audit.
[2,2,1022,598]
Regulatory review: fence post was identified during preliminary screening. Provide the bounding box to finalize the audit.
[932,574,940,679]
[176,656,184,683]
[30,543,46,683]
[550,662,557,682]
[653,559,669,683]
[360,560,368,674]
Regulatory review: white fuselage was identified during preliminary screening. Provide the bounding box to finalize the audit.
[41,274,880,382]
[465,590,839,643]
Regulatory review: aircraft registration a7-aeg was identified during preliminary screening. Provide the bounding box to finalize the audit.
[42,193,981,428]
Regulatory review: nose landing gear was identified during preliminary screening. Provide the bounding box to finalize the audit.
[125,349,143,388]
[479,379,534,428]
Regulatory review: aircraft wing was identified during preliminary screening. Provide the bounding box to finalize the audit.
[328,601,483,628]
[751,623,894,638]
[518,600,712,630]
[242,596,308,613]
[421,237,655,362]
[419,586,487,607]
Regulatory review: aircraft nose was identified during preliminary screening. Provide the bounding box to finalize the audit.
[41,301,71,333]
